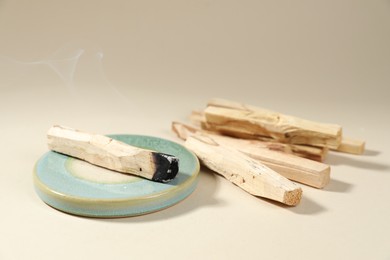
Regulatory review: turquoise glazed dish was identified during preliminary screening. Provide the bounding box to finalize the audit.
[33,135,200,218]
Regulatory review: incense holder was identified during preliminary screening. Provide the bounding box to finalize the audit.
[33,135,200,218]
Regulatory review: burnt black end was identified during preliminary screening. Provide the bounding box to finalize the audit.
[151,153,179,183]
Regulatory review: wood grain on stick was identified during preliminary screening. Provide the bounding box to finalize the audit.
[185,134,302,205]
[47,125,179,183]
[182,117,328,162]
[205,98,342,149]
[173,122,330,188]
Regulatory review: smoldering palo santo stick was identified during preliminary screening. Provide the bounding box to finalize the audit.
[47,125,179,183]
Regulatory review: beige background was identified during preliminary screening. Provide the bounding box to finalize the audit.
[1,1,389,259]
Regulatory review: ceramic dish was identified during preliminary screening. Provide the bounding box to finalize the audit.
[33,135,200,218]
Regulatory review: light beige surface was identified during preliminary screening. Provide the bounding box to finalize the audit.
[1,1,389,259]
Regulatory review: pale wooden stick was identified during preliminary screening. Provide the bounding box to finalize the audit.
[185,134,302,206]
[194,109,364,157]
[173,121,299,154]
[185,116,328,161]
[173,122,330,188]
[285,143,328,162]
[47,125,179,183]
[334,136,365,155]
[205,98,342,149]
[189,109,205,127]
[172,121,200,141]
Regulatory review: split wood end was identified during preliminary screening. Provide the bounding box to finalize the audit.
[283,188,303,206]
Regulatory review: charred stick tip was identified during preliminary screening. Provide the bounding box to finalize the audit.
[151,153,179,183]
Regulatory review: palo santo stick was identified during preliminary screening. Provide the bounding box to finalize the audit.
[173,121,304,155]
[283,142,328,162]
[192,108,364,158]
[47,125,179,183]
[185,134,302,206]
[189,109,205,127]
[172,121,200,141]
[205,98,342,149]
[173,122,330,188]
[201,113,361,157]
[185,116,328,162]
[334,136,365,155]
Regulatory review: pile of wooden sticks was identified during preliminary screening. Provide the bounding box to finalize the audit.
[171,98,365,206]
